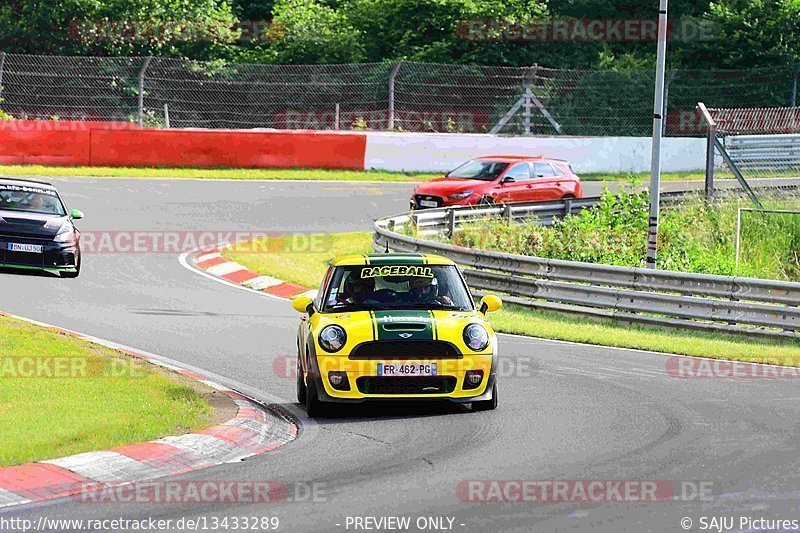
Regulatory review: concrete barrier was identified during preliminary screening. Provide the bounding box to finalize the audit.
[0,121,704,173]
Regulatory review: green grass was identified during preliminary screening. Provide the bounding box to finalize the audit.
[491,305,800,365]
[221,231,800,365]
[0,315,212,467]
[224,232,373,288]
[0,165,435,182]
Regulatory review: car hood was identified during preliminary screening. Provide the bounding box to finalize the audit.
[414,177,488,196]
[0,210,69,238]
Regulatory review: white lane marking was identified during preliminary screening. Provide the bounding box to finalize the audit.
[555,366,617,379]
[177,246,289,304]
[205,262,246,277]
[195,252,222,263]
[243,275,283,290]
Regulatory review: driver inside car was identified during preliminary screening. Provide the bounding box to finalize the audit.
[408,276,454,306]
[338,273,376,305]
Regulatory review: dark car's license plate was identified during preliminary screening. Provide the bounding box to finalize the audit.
[7,243,44,253]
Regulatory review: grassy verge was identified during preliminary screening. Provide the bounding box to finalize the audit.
[0,165,435,182]
[0,315,214,467]
[221,231,800,364]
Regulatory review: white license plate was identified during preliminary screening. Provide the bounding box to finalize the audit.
[419,200,438,208]
[7,243,43,253]
[378,363,437,377]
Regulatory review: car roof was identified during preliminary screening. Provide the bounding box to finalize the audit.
[332,253,456,267]
[477,155,567,163]
[0,177,57,190]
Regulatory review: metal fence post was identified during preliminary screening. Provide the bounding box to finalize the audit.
[697,102,716,200]
[503,203,512,224]
[0,52,6,105]
[387,61,402,131]
[447,209,456,238]
[163,103,170,128]
[335,103,340,130]
[137,57,153,127]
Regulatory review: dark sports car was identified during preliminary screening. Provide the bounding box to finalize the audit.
[0,179,83,278]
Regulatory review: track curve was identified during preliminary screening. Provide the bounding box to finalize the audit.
[2,177,800,532]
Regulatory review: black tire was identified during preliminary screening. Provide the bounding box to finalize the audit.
[296,355,307,404]
[472,383,498,411]
[479,196,496,206]
[61,253,81,279]
[305,377,325,417]
[562,194,576,200]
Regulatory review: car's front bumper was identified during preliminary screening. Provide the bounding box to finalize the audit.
[0,238,80,273]
[309,353,497,403]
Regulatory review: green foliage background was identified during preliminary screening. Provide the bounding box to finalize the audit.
[1,0,798,70]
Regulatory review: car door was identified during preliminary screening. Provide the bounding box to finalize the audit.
[529,162,563,201]
[492,162,533,203]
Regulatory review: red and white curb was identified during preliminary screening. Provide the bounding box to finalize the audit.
[192,247,314,301]
[0,312,298,510]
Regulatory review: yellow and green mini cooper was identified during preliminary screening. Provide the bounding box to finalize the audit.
[292,253,502,416]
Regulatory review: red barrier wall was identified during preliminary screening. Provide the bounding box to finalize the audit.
[0,121,367,170]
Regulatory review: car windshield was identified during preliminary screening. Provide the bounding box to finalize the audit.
[446,160,509,181]
[323,264,474,312]
[0,184,65,216]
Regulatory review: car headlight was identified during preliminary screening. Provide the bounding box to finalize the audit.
[53,224,76,243]
[319,325,347,353]
[463,324,490,351]
[448,190,474,199]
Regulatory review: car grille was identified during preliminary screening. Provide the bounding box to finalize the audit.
[414,195,444,208]
[349,341,461,360]
[356,376,457,395]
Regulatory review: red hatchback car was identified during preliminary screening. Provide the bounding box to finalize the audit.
[410,156,583,209]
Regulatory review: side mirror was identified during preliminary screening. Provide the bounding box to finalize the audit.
[70,209,84,220]
[501,176,515,184]
[292,295,315,315]
[479,294,502,315]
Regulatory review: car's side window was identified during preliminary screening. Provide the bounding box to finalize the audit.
[317,266,335,308]
[503,163,532,181]
[533,162,557,178]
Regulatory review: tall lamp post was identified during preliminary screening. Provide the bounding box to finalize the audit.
[646,0,669,269]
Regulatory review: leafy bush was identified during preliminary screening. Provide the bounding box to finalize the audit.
[453,188,800,281]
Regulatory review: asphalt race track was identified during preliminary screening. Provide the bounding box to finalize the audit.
[3,177,800,532]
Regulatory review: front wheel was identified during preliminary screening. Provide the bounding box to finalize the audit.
[472,383,498,411]
[296,356,307,404]
[304,378,325,417]
[479,196,496,206]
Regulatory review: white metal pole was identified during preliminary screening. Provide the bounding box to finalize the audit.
[646,0,669,269]
[164,103,170,128]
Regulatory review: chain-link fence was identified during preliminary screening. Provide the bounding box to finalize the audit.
[0,52,798,136]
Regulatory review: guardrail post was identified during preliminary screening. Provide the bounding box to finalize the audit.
[563,198,573,219]
[387,61,402,131]
[503,203,512,224]
[447,209,456,238]
[137,57,153,127]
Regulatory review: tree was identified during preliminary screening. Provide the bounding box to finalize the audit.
[261,0,365,63]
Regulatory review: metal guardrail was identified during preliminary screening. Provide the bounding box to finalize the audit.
[374,192,800,339]
[726,134,800,172]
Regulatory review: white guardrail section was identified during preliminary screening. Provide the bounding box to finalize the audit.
[373,191,800,340]
[726,134,800,172]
